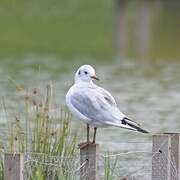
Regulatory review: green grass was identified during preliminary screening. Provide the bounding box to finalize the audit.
[104,153,118,180]
[1,81,79,179]
[0,0,113,59]
[0,1,180,61]
[0,153,3,180]
[0,80,118,179]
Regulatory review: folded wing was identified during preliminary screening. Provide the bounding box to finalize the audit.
[70,87,147,132]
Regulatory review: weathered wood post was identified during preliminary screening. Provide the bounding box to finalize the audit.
[80,144,99,180]
[4,153,24,180]
[152,133,180,180]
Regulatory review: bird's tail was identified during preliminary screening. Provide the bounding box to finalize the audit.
[122,117,149,134]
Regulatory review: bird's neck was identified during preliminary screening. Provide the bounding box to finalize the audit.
[74,80,94,87]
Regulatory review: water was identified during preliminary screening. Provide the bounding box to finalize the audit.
[1,58,180,134]
[1,56,180,178]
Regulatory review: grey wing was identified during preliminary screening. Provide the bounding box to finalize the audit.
[70,87,147,132]
[97,87,140,127]
[70,89,125,124]
[98,87,117,106]
[70,92,99,120]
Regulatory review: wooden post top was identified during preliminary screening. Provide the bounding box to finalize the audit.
[80,143,99,180]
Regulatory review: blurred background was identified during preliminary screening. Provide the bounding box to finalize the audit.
[0,0,180,160]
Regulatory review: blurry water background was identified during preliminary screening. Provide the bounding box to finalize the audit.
[0,0,180,178]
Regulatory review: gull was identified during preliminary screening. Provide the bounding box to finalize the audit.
[66,65,148,148]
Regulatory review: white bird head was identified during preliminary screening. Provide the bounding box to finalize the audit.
[75,65,99,83]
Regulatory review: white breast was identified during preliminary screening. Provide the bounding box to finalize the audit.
[66,86,92,124]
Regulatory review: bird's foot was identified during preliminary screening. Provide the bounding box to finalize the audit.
[78,141,92,149]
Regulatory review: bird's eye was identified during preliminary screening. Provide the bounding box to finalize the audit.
[78,71,81,75]
[84,71,88,75]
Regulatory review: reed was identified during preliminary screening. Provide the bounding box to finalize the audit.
[0,151,3,180]
[104,153,118,180]
[0,80,117,179]
[1,81,79,179]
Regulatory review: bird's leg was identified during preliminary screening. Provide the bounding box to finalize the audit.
[87,124,90,142]
[78,124,91,149]
[92,127,97,144]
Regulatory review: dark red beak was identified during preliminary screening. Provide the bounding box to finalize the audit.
[91,75,99,80]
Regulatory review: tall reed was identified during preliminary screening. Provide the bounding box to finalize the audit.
[0,80,118,180]
[2,81,79,179]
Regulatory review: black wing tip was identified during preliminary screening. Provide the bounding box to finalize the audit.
[137,128,149,134]
[122,118,149,134]
[130,125,149,134]
[122,117,149,134]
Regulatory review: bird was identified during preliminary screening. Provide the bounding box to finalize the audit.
[66,65,149,148]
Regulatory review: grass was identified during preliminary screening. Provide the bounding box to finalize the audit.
[0,0,113,59]
[0,153,3,180]
[1,81,79,179]
[0,1,180,61]
[104,153,118,180]
[0,80,118,180]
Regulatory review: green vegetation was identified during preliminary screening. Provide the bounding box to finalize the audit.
[104,154,118,180]
[0,81,118,179]
[116,1,180,60]
[151,4,180,60]
[1,81,79,179]
[0,153,3,180]
[0,1,179,61]
[0,0,113,59]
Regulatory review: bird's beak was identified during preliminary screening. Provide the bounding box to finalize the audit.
[91,75,99,80]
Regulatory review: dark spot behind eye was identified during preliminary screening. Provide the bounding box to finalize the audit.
[84,71,88,74]
[78,71,81,75]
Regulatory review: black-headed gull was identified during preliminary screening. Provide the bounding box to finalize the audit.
[66,65,148,148]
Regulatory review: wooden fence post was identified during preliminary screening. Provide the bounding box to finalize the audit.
[152,133,180,180]
[4,153,24,180]
[80,144,99,180]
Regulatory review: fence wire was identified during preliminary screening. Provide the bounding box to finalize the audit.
[1,134,179,180]
[20,148,152,180]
